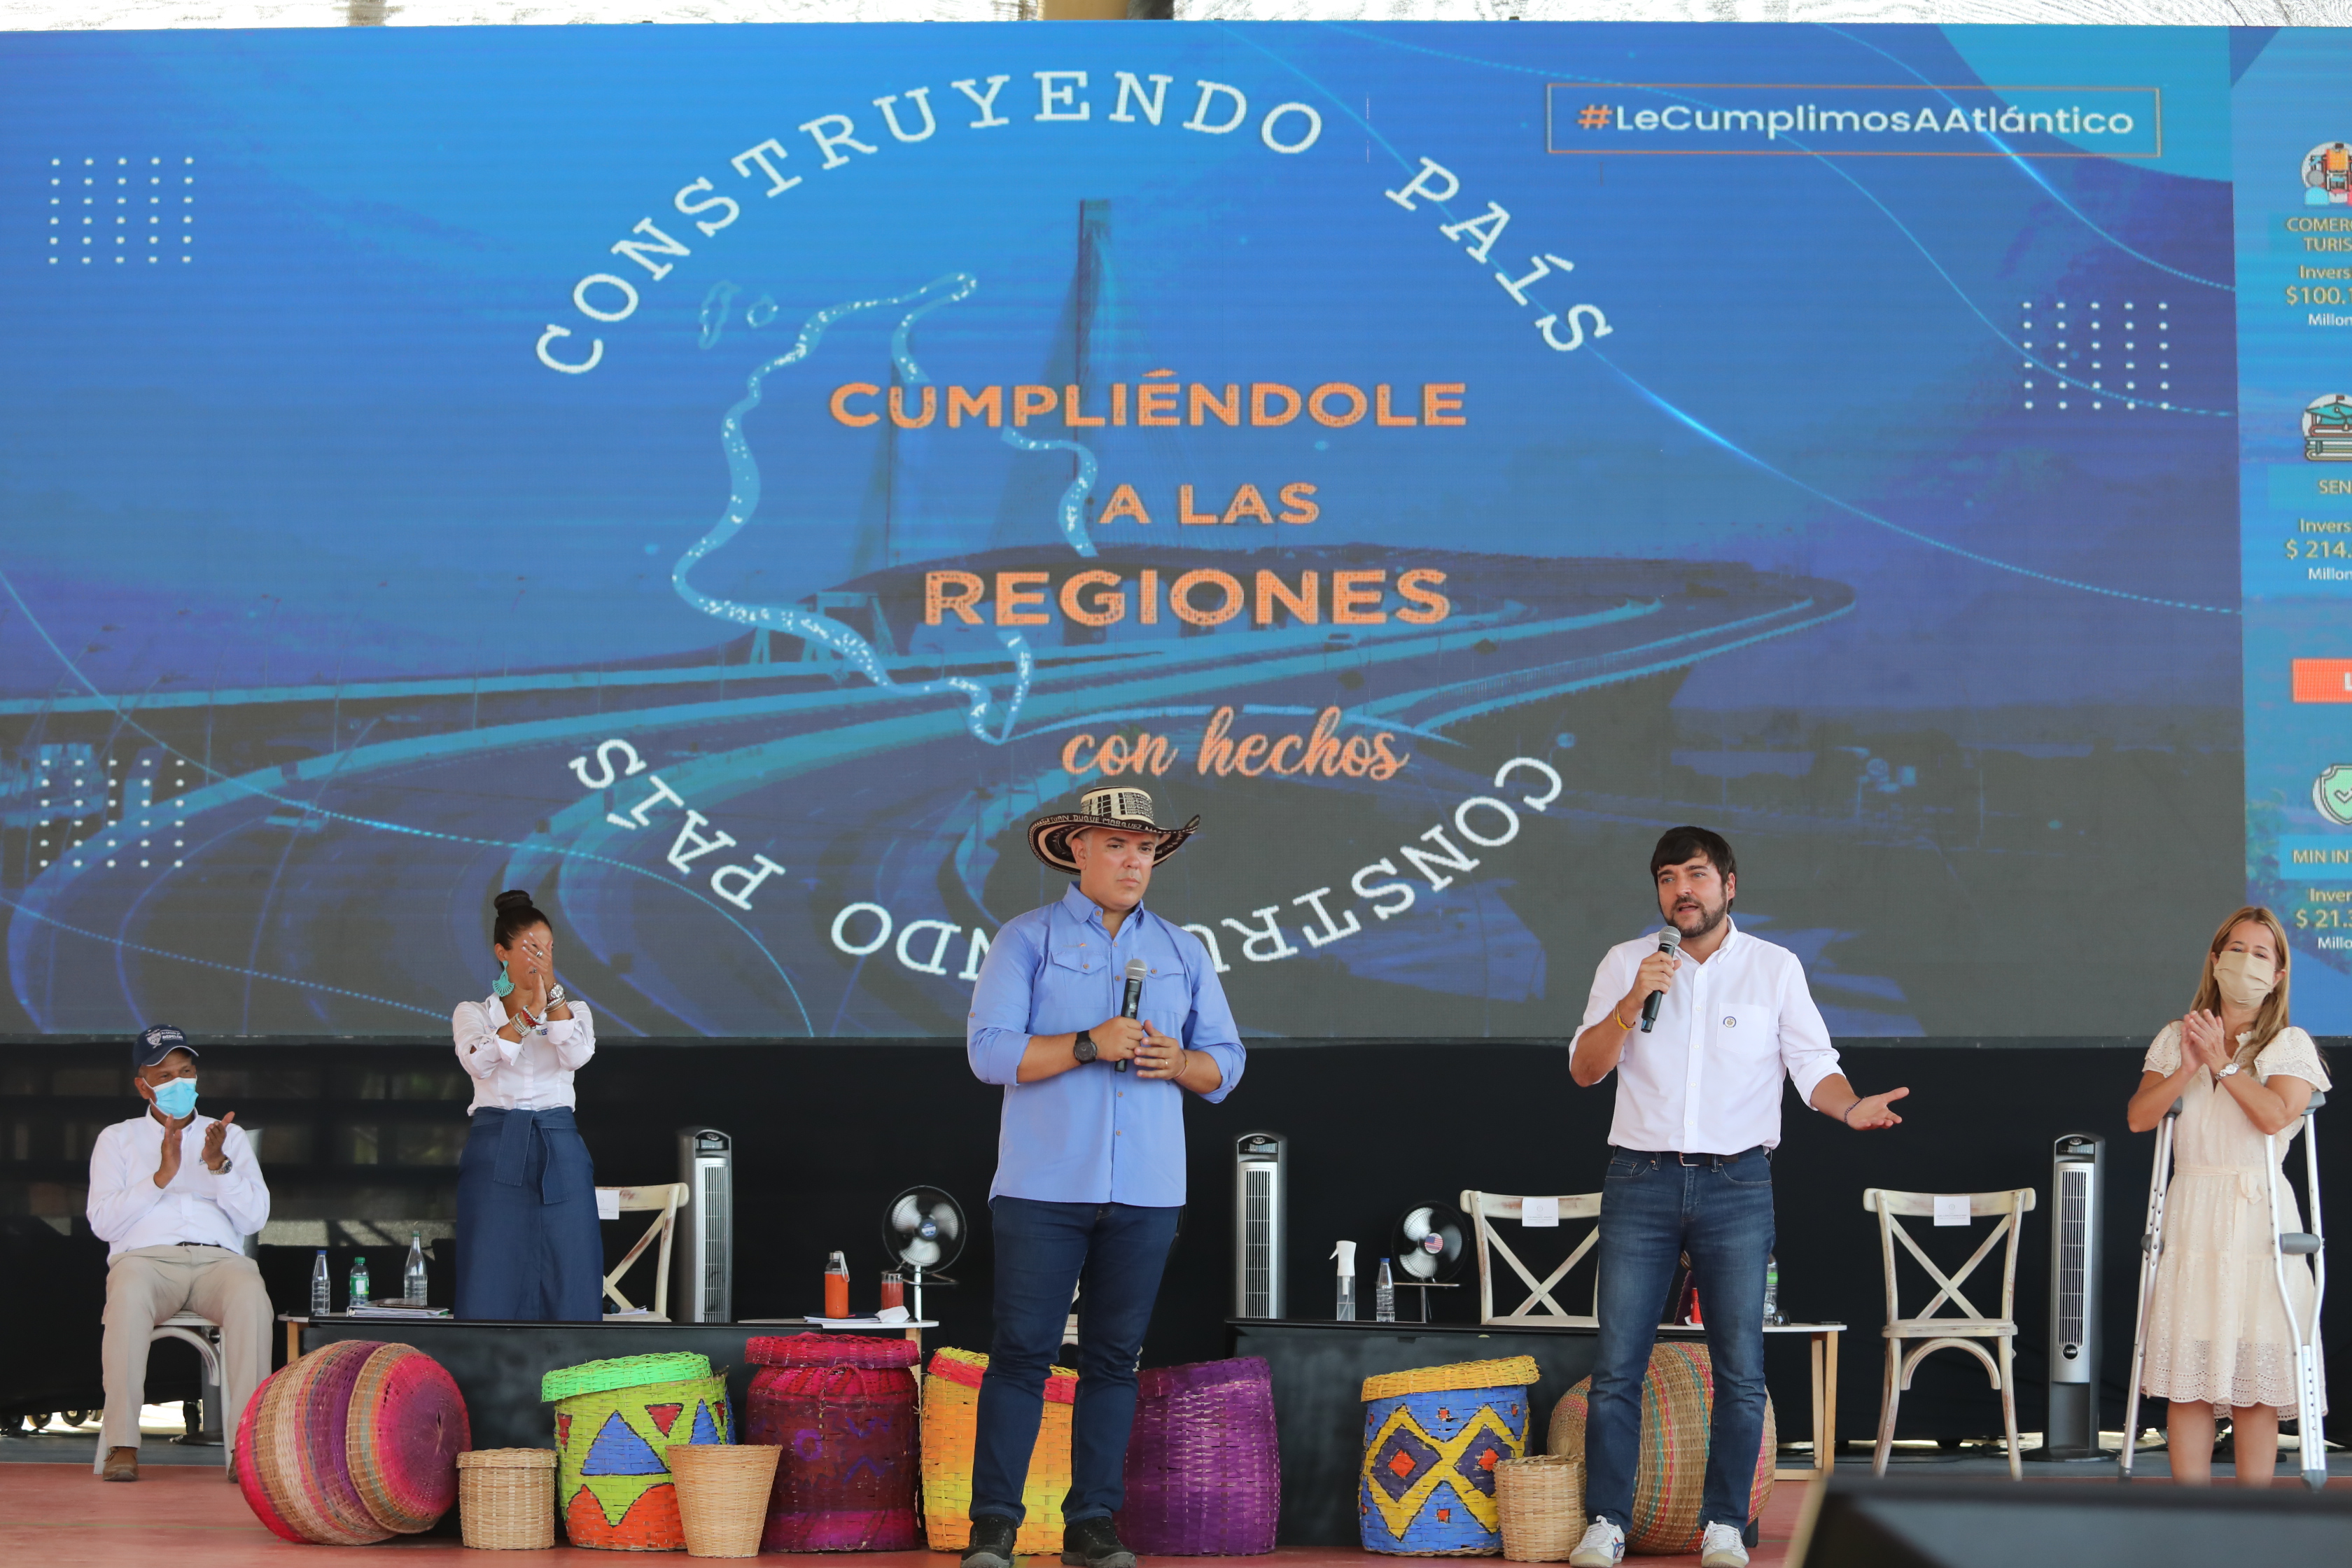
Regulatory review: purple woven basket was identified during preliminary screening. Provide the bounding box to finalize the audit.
[1115,1357,1280,1556]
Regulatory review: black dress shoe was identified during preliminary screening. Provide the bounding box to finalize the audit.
[1061,1516,1138,1568]
[962,1516,1021,1568]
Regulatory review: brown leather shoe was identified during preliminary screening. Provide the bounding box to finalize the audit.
[102,1447,139,1482]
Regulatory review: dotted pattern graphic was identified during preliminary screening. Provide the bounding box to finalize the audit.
[50,155,195,265]
[2019,298,2174,412]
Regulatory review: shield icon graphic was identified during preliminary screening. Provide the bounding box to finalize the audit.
[2316,764,2352,827]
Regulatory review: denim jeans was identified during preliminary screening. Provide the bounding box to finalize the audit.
[971,1197,1182,1526]
[1583,1147,1774,1534]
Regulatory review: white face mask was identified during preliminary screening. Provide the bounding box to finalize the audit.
[2212,949,2277,1011]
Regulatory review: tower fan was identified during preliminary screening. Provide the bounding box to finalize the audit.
[1391,1201,1469,1322]
[883,1185,965,1322]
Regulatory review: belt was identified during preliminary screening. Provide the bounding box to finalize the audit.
[2176,1163,2267,1204]
[1612,1144,1770,1168]
[478,1106,579,1205]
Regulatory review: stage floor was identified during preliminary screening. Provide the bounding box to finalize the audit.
[0,1461,1809,1568]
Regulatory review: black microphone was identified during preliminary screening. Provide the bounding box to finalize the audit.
[1115,957,1147,1072]
[1638,925,1683,1033]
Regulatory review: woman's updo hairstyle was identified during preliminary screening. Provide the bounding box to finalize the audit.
[492,889,549,948]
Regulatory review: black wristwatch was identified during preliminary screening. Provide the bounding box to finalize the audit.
[1072,1030,1099,1065]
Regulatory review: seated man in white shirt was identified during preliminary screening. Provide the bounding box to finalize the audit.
[1564,829,1910,1568]
[85,1025,272,1482]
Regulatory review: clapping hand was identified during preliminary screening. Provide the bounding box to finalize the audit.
[201,1111,236,1174]
[2182,1009,2233,1074]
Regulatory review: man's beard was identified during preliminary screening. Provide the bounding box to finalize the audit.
[1668,895,1728,941]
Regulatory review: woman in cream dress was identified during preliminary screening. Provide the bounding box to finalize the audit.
[2127,904,2329,1485]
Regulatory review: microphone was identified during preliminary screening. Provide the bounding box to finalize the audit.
[1116,957,1147,1073]
[1638,925,1683,1034]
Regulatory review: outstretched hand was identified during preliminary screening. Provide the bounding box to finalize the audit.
[1845,1086,1909,1130]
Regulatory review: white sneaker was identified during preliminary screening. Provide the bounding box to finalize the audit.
[1699,1520,1750,1568]
[1566,1518,1624,1568]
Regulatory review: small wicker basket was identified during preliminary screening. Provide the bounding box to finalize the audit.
[455,1448,557,1550]
[669,1443,783,1558]
[1496,1454,1586,1562]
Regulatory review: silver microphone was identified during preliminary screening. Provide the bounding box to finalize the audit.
[1116,957,1147,1072]
[1638,925,1683,1033]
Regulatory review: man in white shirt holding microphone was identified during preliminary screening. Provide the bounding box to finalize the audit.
[1567,829,1909,1568]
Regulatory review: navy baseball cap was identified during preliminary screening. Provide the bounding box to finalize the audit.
[131,1024,196,1070]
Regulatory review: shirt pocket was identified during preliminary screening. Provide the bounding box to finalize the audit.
[1716,1002,1775,1051]
[1042,944,1103,1032]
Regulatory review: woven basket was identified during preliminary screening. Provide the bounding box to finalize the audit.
[1495,1455,1584,1562]
[747,1334,920,1550]
[457,1449,558,1550]
[1116,1357,1280,1556]
[1546,1343,1773,1555]
[920,1347,1077,1554]
[234,1341,470,1547]
[1359,1355,1539,1557]
[671,1445,783,1558]
[550,1354,732,1551]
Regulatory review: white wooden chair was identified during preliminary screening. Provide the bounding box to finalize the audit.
[1458,1189,1604,1326]
[1862,1186,2037,1479]
[599,1183,687,1321]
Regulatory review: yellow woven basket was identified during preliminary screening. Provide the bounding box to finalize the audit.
[920,1348,1077,1554]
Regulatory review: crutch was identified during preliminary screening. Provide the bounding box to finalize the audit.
[2118,1097,2182,1480]
[2267,1089,2329,1491]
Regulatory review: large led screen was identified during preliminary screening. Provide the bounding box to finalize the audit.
[1,24,2334,1037]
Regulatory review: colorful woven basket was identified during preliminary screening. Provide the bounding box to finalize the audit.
[548,1352,732,1550]
[920,1347,1077,1555]
[1116,1357,1280,1555]
[1546,1342,1774,1555]
[747,1334,920,1551]
[234,1340,470,1545]
[1359,1356,1538,1557]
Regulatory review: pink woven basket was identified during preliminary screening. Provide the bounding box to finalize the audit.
[748,1333,919,1371]
[234,1340,470,1546]
[748,1334,920,1550]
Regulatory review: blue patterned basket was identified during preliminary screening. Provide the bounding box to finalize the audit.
[1358,1357,1537,1556]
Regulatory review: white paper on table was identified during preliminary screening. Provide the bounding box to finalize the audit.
[595,1189,620,1221]
[1520,1196,1560,1228]
[1933,1194,1971,1227]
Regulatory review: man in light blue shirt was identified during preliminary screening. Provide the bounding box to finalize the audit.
[962,785,1244,1568]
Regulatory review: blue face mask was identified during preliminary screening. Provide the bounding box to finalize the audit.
[152,1077,198,1119]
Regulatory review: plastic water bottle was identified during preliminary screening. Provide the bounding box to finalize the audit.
[309,1250,332,1317]
[1763,1255,1782,1326]
[349,1254,370,1311]
[1375,1257,1396,1323]
[404,1232,429,1307]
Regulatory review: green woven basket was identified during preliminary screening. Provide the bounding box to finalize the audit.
[540,1353,713,1403]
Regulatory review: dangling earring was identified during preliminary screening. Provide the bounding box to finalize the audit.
[492,960,514,998]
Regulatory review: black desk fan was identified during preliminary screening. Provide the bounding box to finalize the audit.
[883,1184,965,1322]
[1392,1201,1469,1322]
